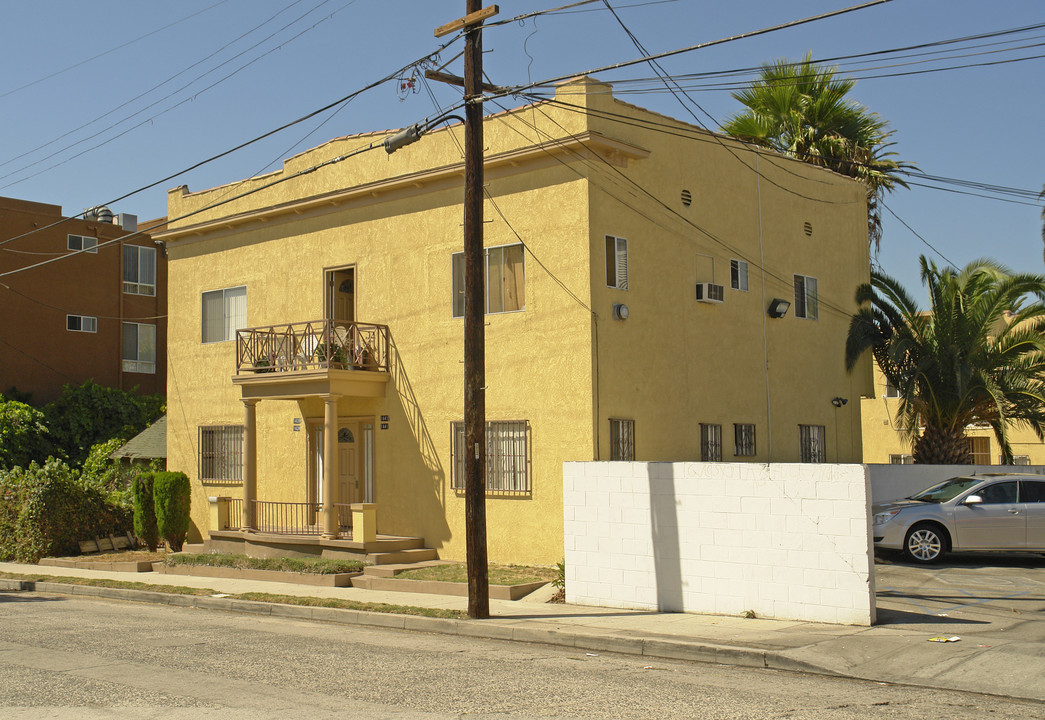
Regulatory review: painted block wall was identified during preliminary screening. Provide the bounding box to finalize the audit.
[868,464,1045,505]
[563,461,876,625]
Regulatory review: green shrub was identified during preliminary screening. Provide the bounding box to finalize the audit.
[0,396,52,470]
[0,458,131,562]
[153,471,190,552]
[132,472,158,551]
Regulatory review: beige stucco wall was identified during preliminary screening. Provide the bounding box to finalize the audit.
[163,78,871,565]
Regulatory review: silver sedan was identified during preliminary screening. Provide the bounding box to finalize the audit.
[872,473,1045,563]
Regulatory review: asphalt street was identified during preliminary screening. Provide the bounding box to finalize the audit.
[1,593,1043,720]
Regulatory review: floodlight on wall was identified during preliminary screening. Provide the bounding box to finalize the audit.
[767,298,791,318]
[831,397,848,408]
[612,303,630,321]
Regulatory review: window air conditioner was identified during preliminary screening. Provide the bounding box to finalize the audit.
[695,282,725,303]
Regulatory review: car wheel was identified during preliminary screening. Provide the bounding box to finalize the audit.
[904,523,946,564]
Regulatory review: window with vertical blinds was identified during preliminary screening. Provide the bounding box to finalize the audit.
[451,244,525,318]
[799,424,826,462]
[606,235,628,290]
[451,420,531,494]
[609,418,635,461]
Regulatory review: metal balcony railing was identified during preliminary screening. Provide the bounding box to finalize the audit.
[235,319,389,375]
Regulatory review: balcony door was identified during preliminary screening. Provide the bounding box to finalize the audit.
[326,267,355,328]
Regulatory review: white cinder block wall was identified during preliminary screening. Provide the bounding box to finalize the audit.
[563,462,876,626]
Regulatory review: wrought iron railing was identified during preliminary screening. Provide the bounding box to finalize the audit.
[217,498,353,538]
[235,319,389,375]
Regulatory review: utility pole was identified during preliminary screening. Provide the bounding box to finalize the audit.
[434,2,498,620]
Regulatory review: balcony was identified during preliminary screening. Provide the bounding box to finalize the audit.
[232,319,390,399]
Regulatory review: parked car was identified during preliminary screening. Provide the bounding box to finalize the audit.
[872,473,1045,564]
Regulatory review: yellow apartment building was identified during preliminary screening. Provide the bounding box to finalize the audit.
[156,78,872,566]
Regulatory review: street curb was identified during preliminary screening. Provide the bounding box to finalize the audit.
[0,578,838,677]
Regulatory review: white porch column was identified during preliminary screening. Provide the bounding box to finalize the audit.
[322,394,341,538]
[241,398,260,532]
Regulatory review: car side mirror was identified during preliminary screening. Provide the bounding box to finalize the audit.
[963,494,983,505]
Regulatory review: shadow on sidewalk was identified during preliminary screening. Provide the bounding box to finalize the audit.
[874,607,988,626]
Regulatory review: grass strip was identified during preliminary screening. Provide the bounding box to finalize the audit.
[0,571,463,618]
[166,553,365,575]
[396,563,556,585]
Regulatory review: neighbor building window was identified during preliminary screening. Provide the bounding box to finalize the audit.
[451,420,530,493]
[199,425,244,482]
[730,259,748,291]
[451,244,525,317]
[885,379,899,398]
[1007,454,1031,466]
[793,274,818,320]
[123,244,157,296]
[202,285,247,343]
[967,436,990,465]
[66,315,97,333]
[68,235,98,253]
[609,418,635,461]
[606,235,628,290]
[734,423,756,457]
[799,424,826,462]
[889,454,915,465]
[122,322,156,374]
[700,423,722,461]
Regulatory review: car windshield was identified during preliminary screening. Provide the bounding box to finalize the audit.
[909,477,983,503]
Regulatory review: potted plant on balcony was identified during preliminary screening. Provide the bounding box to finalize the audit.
[314,343,347,369]
[253,355,276,373]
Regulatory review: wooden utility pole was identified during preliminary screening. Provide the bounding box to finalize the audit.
[442,1,494,619]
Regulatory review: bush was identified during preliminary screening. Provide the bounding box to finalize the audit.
[43,381,164,467]
[0,396,52,470]
[0,458,131,562]
[153,471,190,552]
[132,472,159,552]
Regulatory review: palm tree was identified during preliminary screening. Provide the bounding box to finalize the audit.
[845,257,1045,464]
[722,54,913,251]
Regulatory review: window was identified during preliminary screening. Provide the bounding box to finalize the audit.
[799,424,826,462]
[609,418,635,460]
[890,454,915,465]
[66,315,97,332]
[122,322,156,374]
[451,244,525,317]
[606,235,628,290]
[68,235,98,253]
[967,436,990,465]
[1020,481,1045,502]
[451,420,530,493]
[976,481,1017,504]
[1006,455,1031,466]
[730,259,748,291]
[885,379,899,398]
[202,286,247,343]
[734,423,756,457]
[123,244,157,296]
[700,423,722,461]
[793,274,818,320]
[199,425,244,482]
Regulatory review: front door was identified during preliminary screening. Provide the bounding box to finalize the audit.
[326,268,355,327]
[338,421,360,505]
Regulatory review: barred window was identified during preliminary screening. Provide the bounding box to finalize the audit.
[199,425,244,482]
[799,424,826,463]
[451,420,530,494]
[890,454,915,465]
[700,423,722,461]
[609,418,635,461]
[734,423,756,457]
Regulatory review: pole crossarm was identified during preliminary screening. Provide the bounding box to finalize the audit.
[434,5,499,38]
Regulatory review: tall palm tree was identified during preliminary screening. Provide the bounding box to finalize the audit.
[846,257,1045,464]
[722,55,914,251]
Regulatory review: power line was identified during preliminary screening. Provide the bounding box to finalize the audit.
[882,202,957,267]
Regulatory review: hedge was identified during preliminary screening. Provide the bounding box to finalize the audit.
[0,458,131,562]
[132,472,159,552]
[153,471,190,552]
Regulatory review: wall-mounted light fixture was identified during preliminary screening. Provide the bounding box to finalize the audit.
[767,298,791,318]
[831,397,848,408]
[612,303,630,321]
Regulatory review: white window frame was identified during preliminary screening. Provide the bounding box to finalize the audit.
[799,424,826,462]
[123,244,157,296]
[730,259,749,291]
[451,420,531,494]
[794,274,818,320]
[66,315,97,333]
[451,243,526,318]
[884,379,900,398]
[199,425,244,483]
[122,322,156,374]
[889,454,915,465]
[734,423,756,457]
[68,235,98,253]
[606,235,628,290]
[1006,454,1031,466]
[609,418,635,461]
[202,285,247,343]
[700,423,722,461]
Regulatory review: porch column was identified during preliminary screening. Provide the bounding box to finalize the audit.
[242,398,260,531]
[321,394,341,538]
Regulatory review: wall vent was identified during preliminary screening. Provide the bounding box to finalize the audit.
[681,189,692,206]
[803,221,813,237]
[695,283,725,303]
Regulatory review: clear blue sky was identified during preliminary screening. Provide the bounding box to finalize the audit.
[1,0,1041,297]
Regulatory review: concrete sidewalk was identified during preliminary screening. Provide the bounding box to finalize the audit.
[1,560,1042,703]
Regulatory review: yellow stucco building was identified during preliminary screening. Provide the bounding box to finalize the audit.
[157,78,872,566]
[861,364,1045,465]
